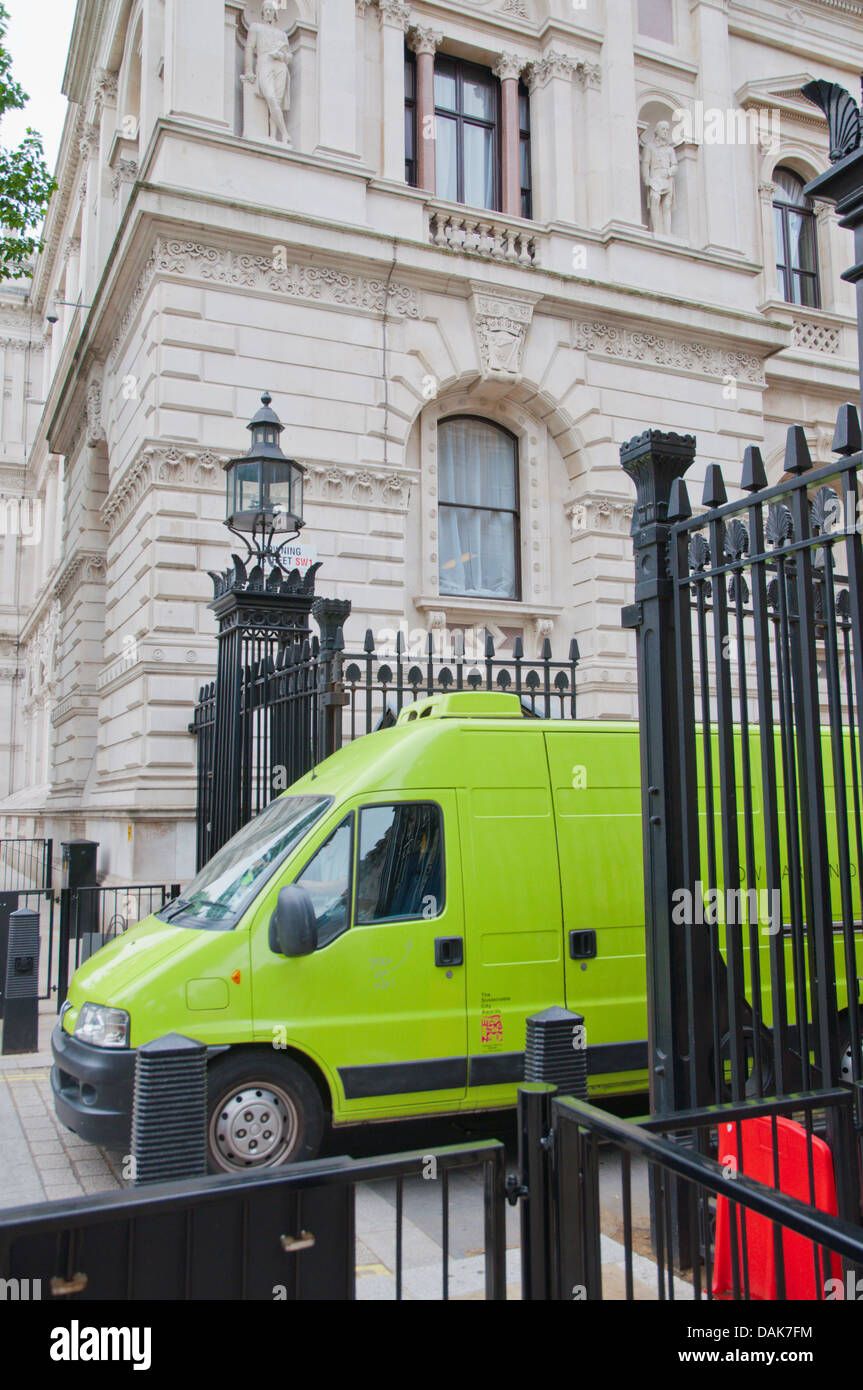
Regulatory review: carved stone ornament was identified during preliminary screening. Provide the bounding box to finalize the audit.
[493,52,527,82]
[472,292,535,377]
[409,25,443,55]
[378,0,413,27]
[86,376,104,447]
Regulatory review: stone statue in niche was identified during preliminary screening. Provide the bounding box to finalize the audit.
[241,1,293,146]
[640,120,679,236]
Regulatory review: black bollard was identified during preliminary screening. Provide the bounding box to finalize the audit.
[524,1005,588,1099]
[131,1033,209,1184]
[1,907,41,1054]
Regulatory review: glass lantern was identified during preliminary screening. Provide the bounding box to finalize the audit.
[224,393,305,536]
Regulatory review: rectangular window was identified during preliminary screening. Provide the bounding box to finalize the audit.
[434,56,500,211]
[356,803,444,924]
[405,48,417,186]
[519,82,532,219]
[637,0,674,43]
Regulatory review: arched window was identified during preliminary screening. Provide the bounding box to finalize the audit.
[773,166,820,308]
[438,417,520,600]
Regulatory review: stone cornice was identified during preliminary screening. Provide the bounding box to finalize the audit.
[101,443,234,536]
[53,550,106,603]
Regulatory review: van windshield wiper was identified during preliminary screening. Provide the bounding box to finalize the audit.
[159,896,191,921]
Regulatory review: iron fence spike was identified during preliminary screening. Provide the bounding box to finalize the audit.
[784,424,812,474]
[702,463,727,508]
[740,445,768,493]
[833,402,862,457]
[668,477,692,521]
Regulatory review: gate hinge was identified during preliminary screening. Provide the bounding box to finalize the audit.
[505,1174,528,1206]
[621,602,642,630]
[540,1128,555,1151]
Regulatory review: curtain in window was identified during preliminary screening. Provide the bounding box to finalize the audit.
[438,418,518,600]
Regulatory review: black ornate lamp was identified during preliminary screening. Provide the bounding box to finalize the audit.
[223,392,306,562]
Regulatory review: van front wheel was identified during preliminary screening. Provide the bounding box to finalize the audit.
[206,1052,324,1173]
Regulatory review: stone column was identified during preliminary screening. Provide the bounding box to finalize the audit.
[409,25,442,194]
[527,52,576,225]
[494,53,526,218]
[317,0,361,158]
[164,0,228,127]
[690,0,738,254]
[757,179,777,303]
[602,0,641,228]
[378,0,413,181]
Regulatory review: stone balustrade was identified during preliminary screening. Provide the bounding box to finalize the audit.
[428,209,540,267]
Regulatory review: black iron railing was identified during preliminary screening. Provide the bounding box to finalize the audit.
[0,1140,508,1301]
[190,616,579,869]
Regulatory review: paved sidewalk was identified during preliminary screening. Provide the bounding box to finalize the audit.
[0,1063,123,1207]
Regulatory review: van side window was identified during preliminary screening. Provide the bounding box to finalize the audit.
[295,815,353,946]
[356,803,444,924]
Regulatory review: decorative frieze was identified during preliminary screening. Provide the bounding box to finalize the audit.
[572,320,765,384]
[101,444,233,536]
[566,493,635,537]
[526,51,600,91]
[304,463,414,509]
[109,237,421,365]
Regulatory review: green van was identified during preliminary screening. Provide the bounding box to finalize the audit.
[51,691,860,1172]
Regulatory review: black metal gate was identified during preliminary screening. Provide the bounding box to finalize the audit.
[0,1141,507,1301]
[56,883,180,1009]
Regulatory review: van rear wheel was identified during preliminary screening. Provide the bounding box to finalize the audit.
[206,1052,324,1173]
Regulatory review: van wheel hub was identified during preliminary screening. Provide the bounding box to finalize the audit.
[211,1084,298,1169]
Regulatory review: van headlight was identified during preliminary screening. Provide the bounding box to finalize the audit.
[74,1002,130,1049]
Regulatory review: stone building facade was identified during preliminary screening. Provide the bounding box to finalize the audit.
[0,0,860,883]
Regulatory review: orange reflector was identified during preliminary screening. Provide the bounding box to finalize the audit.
[231,970,241,984]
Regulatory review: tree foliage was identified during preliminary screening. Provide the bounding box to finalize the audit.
[0,1,55,280]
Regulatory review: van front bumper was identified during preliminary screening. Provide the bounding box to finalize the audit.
[50,1023,135,1148]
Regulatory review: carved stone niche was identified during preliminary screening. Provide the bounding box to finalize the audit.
[238,1,303,147]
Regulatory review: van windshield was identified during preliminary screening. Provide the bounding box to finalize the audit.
[157,795,332,930]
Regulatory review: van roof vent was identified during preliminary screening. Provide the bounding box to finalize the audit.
[396,692,524,724]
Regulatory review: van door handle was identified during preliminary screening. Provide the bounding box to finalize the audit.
[434,937,463,968]
[569,929,597,960]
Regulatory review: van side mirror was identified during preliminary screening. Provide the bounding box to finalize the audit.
[269,885,318,958]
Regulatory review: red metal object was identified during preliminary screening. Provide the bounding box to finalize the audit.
[713,1115,842,1299]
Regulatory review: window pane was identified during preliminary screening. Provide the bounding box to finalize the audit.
[520,135,531,191]
[518,87,530,134]
[463,121,495,209]
[404,54,415,100]
[439,419,517,509]
[787,211,816,274]
[435,115,459,202]
[796,273,819,309]
[434,62,457,112]
[462,69,494,121]
[774,165,806,206]
[356,804,444,923]
[773,207,786,269]
[439,507,517,599]
[637,0,674,42]
[296,817,352,945]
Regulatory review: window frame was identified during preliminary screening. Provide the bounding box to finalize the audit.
[354,799,446,926]
[293,810,355,949]
[773,168,821,309]
[519,80,532,220]
[433,54,501,212]
[404,46,418,187]
[437,414,522,603]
